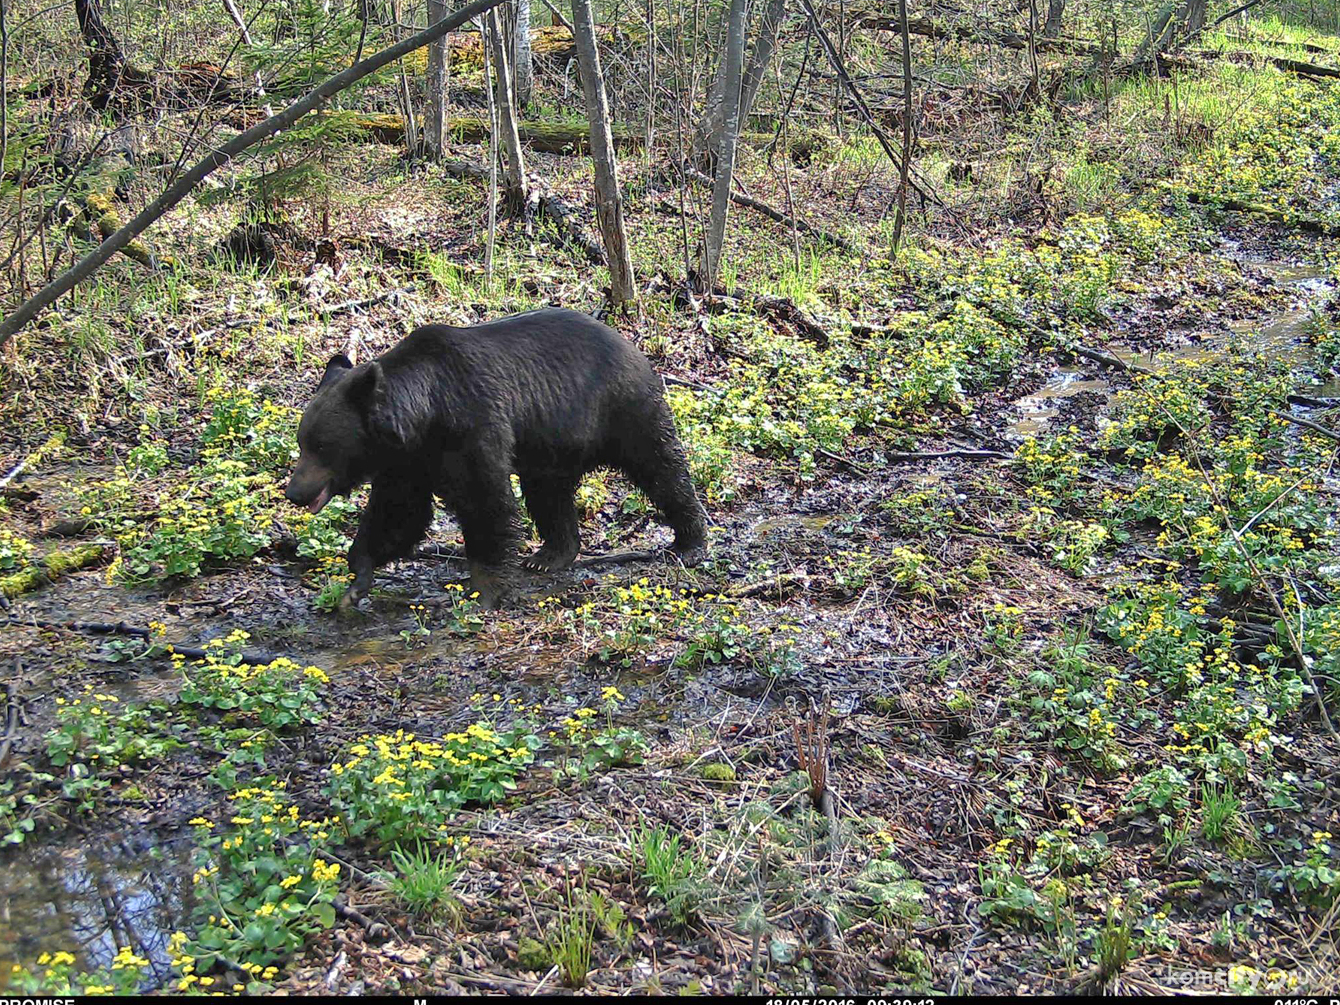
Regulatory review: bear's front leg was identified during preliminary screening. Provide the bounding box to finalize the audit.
[340,475,434,612]
[449,442,522,610]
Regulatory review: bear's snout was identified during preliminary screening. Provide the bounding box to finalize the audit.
[285,462,334,514]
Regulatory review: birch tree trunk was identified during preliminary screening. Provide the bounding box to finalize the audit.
[571,0,637,307]
[487,7,530,208]
[697,0,748,293]
[221,0,271,110]
[513,0,534,109]
[425,0,448,158]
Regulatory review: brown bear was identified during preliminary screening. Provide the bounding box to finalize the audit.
[284,308,707,609]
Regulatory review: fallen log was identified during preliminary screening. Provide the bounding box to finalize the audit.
[1162,182,1340,235]
[65,191,173,269]
[350,112,641,154]
[857,15,1102,55]
[1272,409,1340,443]
[348,111,824,161]
[1162,48,1340,79]
[0,544,109,599]
[0,433,65,489]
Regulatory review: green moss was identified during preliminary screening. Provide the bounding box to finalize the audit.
[699,762,737,782]
[516,936,550,971]
[0,544,105,598]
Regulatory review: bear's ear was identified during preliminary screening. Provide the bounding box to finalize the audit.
[318,353,353,390]
[346,361,409,444]
[343,360,381,407]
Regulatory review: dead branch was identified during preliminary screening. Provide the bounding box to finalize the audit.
[681,165,855,251]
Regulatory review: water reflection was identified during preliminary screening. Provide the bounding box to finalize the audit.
[0,838,195,988]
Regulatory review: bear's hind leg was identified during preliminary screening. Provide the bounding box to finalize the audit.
[520,473,582,572]
[344,475,435,609]
[615,417,708,566]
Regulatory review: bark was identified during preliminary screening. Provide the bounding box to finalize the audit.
[697,0,748,293]
[74,0,147,106]
[699,0,786,166]
[0,0,507,351]
[571,0,637,306]
[514,0,534,108]
[1043,0,1064,38]
[425,0,448,158]
[487,7,529,208]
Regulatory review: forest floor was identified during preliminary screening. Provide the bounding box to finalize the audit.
[4,23,1340,998]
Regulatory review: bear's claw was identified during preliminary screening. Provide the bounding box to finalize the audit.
[521,544,579,573]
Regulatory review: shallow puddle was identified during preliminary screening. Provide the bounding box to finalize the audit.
[1007,368,1113,437]
[0,839,195,988]
[1007,257,1337,436]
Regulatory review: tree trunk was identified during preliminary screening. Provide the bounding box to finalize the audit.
[697,0,748,293]
[891,0,912,255]
[737,0,787,142]
[1182,0,1207,36]
[487,7,529,208]
[221,0,271,108]
[696,0,785,169]
[74,0,134,106]
[1043,0,1064,37]
[425,0,448,158]
[514,0,534,108]
[571,0,637,307]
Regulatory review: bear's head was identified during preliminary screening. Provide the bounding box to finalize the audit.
[285,353,388,514]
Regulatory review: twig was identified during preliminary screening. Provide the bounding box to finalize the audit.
[0,673,18,770]
[333,897,390,939]
[1073,344,1160,375]
[321,284,416,318]
[681,164,855,251]
[4,617,281,665]
[1272,409,1340,444]
[886,449,1011,462]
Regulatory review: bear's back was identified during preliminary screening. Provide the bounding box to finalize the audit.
[384,309,659,452]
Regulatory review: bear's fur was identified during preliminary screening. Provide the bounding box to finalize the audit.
[285,308,708,608]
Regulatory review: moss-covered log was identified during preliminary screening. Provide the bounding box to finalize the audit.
[349,113,826,162]
[351,113,639,153]
[66,192,173,269]
[0,544,109,599]
[1161,181,1340,234]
